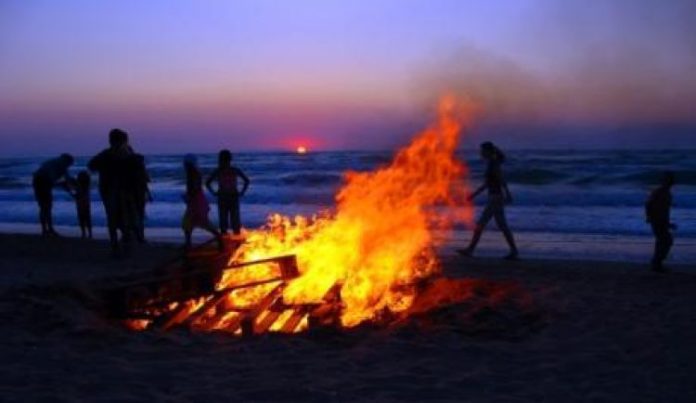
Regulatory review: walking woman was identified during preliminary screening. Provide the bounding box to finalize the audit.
[458,142,519,260]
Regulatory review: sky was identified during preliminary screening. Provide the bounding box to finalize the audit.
[1,0,695,156]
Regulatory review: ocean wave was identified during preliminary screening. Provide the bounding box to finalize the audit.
[504,169,569,185]
[277,172,343,186]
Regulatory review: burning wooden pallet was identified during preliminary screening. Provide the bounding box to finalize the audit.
[104,239,343,336]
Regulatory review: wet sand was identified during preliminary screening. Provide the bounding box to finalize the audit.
[1,233,695,402]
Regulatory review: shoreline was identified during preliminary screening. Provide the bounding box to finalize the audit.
[2,222,695,265]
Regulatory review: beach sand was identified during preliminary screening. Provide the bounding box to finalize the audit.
[1,233,695,402]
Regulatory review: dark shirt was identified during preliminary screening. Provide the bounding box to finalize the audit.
[88,149,140,197]
[646,186,672,227]
[89,149,120,196]
[34,157,71,184]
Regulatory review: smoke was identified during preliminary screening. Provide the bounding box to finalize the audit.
[416,0,696,131]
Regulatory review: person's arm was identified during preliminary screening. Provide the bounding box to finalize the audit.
[467,183,487,201]
[57,169,75,195]
[237,168,250,196]
[205,169,219,196]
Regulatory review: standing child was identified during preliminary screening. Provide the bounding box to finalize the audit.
[182,154,224,250]
[71,170,92,238]
[205,149,250,236]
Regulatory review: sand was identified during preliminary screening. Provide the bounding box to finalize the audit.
[1,233,695,402]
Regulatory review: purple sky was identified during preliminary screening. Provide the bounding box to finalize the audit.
[1,0,695,156]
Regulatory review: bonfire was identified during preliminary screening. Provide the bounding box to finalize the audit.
[115,96,483,335]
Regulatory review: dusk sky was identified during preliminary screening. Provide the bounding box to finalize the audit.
[1,0,695,156]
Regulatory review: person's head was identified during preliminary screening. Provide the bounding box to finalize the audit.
[60,153,75,166]
[108,128,129,149]
[218,149,232,168]
[479,142,505,163]
[661,171,675,188]
[183,153,198,171]
[77,170,90,188]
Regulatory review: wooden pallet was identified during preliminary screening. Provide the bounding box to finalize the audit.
[104,238,342,335]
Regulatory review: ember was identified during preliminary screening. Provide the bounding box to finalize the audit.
[116,96,479,335]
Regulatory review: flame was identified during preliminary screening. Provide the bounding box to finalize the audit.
[218,95,475,328]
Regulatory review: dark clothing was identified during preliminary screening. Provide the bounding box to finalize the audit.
[646,185,673,268]
[88,149,122,197]
[484,161,504,195]
[646,186,672,227]
[88,148,141,246]
[35,157,72,184]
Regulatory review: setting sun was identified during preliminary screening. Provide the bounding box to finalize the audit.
[296,146,308,154]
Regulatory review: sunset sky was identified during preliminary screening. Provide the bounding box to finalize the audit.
[1,0,695,156]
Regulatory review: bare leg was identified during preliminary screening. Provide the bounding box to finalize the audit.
[459,204,493,256]
[39,207,49,235]
[494,209,518,259]
[184,230,192,249]
[203,223,225,251]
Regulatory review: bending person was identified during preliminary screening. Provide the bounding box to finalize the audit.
[458,142,518,260]
[32,153,75,236]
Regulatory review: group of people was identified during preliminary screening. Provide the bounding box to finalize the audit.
[32,131,676,270]
[32,128,249,257]
[457,142,676,273]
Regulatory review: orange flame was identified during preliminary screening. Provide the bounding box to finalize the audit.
[221,95,475,328]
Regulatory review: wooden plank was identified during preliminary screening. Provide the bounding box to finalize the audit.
[159,300,205,330]
[203,283,285,334]
[182,290,233,325]
[253,299,286,334]
[241,283,286,336]
[279,306,307,333]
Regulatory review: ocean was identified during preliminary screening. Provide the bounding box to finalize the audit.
[1,150,695,240]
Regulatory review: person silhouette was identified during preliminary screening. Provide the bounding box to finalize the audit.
[32,153,74,237]
[182,154,224,251]
[132,153,152,243]
[458,142,519,260]
[69,170,93,239]
[646,172,676,272]
[205,149,249,236]
[88,129,139,257]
